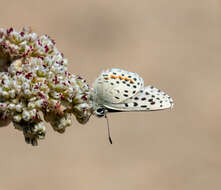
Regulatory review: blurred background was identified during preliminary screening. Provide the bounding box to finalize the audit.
[1,0,221,189]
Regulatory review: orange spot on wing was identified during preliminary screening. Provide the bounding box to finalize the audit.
[122,77,134,83]
[104,77,109,80]
[118,76,124,80]
[129,79,134,83]
[110,75,117,79]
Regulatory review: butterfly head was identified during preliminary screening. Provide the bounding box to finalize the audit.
[94,106,106,117]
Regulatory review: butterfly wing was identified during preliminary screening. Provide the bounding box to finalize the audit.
[104,85,174,111]
[92,68,144,104]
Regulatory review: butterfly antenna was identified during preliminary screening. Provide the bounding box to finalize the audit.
[104,113,113,144]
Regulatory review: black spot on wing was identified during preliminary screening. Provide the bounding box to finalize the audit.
[133,102,138,106]
[141,105,147,108]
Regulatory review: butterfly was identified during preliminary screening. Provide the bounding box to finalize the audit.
[91,68,174,143]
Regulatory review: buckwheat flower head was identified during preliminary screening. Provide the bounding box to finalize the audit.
[0,27,92,146]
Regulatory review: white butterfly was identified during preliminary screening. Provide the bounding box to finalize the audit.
[91,68,174,143]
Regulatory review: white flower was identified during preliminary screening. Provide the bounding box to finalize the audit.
[0,27,92,146]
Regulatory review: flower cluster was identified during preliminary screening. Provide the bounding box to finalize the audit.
[0,27,92,146]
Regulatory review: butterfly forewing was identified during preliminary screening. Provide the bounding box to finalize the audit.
[93,68,144,104]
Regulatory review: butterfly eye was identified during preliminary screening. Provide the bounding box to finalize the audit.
[96,107,105,117]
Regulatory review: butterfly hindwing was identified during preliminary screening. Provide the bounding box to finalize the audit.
[104,85,174,111]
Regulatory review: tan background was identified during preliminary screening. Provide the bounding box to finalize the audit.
[1,0,221,189]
